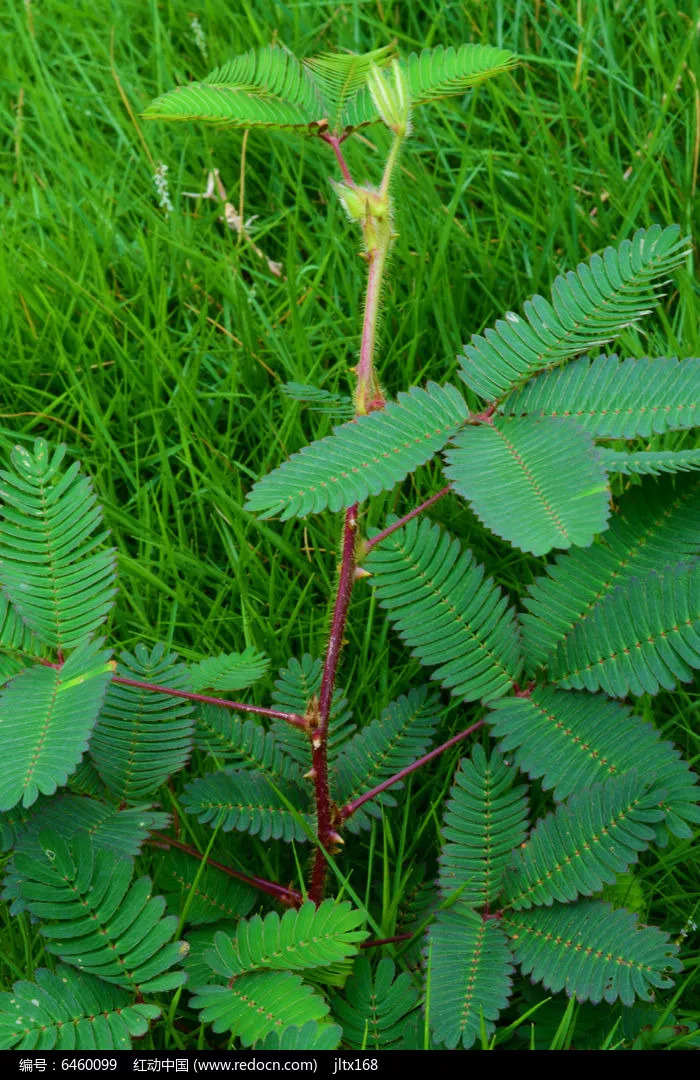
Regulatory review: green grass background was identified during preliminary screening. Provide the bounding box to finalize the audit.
[0,0,698,1049]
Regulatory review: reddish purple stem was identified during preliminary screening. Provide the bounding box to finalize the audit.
[152,833,302,906]
[340,719,486,820]
[318,504,358,733]
[364,486,452,553]
[321,132,353,184]
[111,676,306,728]
[309,503,359,905]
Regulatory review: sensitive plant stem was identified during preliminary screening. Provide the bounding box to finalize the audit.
[364,485,452,553]
[321,132,353,184]
[318,504,359,733]
[355,240,389,414]
[39,656,307,726]
[340,719,486,821]
[110,676,307,729]
[152,833,302,906]
[360,933,413,949]
[308,131,403,900]
[309,502,359,904]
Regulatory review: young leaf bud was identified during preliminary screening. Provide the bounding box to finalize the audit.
[330,180,390,224]
[368,59,411,136]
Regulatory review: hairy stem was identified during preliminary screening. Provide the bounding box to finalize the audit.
[309,503,358,904]
[318,504,359,733]
[308,132,406,901]
[340,719,486,821]
[364,485,452,553]
[151,833,303,906]
[355,240,389,415]
[110,676,307,728]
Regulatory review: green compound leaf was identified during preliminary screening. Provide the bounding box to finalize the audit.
[0,589,45,685]
[159,850,257,926]
[0,966,160,1051]
[551,562,700,697]
[597,447,700,476]
[334,686,442,833]
[181,768,312,843]
[0,639,113,812]
[246,382,468,520]
[444,417,610,556]
[404,43,516,105]
[503,901,681,1006]
[0,796,167,857]
[144,42,514,137]
[190,649,270,693]
[0,439,117,649]
[204,900,367,979]
[89,644,195,802]
[281,381,353,418]
[487,686,700,838]
[458,225,690,401]
[304,45,396,131]
[503,773,665,911]
[341,43,516,129]
[194,708,302,785]
[15,831,186,994]
[270,655,355,765]
[331,957,420,1050]
[365,518,523,703]
[143,44,324,130]
[427,903,514,1049]
[261,1021,342,1050]
[438,744,529,906]
[519,475,700,670]
[2,796,169,912]
[498,354,700,439]
[190,971,329,1046]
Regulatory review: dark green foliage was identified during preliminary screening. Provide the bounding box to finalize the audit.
[246,383,468,520]
[437,744,529,905]
[0,590,44,684]
[0,639,113,811]
[2,796,169,912]
[0,439,117,650]
[427,744,686,1045]
[159,850,257,925]
[503,773,665,909]
[332,957,420,1049]
[181,767,312,842]
[366,517,523,702]
[334,686,442,832]
[270,655,355,764]
[14,831,186,994]
[190,649,270,693]
[203,900,367,977]
[261,1021,343,1050]
[89,644,195,801]
[487,687,700,838]
[458,226,689,400]
[520,475,700,669]
[427,904,514,1048]
[503,902,681,1006]
[190,973,330,1046]
[597,448,700,476]
[281,382,353,418]
[444,416,610,555]
[0,966,161,1050]
[2,13,698,1055]
[194,707,302,784]
[499,355,700,439]
[551,562,700,696]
